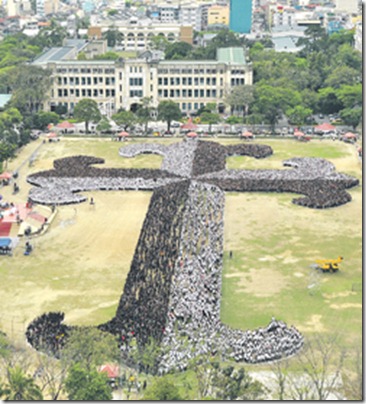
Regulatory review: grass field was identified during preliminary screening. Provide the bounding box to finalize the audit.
[0,136,362,365]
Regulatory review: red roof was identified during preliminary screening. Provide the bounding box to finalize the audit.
[181,118,197,130]
[315,123,335,132]
[0,172,12,180]
[186,131,198,138]
[99,364,119,379]
[56,121,75,129]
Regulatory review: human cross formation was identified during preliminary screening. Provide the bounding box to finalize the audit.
[25,140,359,372]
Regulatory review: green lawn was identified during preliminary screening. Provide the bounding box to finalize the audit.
[0,137,362,371]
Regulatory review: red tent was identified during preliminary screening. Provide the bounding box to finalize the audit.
[343,132,357,139]
[0,172,12,180]
[118,131,129,137]
[241,131,253,138]
[46,132,58,138]
[181,118,197,130]
[47,123,54,130]
[186,131,198,138]
[294,131,305,137]
[99,364,119,379]
[56,121,75,129]
[315,123,335,132]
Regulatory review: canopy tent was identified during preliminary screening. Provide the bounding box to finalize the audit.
[186,131,198,138]
[117,131,129,137]
[315,123,336,132]
[98,364,119,379]
[46,132,58,138]
[0,172,12,180]
[0,238,11,248]
[343,132,357,139]
[294,131,305,137]
[181,118,197,131]
[241,131,253,138]
[56,121,75,129]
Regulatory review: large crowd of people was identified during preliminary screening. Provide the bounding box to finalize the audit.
[24,140,359,369]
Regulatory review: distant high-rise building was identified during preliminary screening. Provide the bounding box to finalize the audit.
[229,0,253,33]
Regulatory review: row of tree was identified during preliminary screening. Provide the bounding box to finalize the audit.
[0,327,362,400]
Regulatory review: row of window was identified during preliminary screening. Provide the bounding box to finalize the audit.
[158,77,220,86]
[52,102,115,111]
[129,78,144,86]
[56,68,115,74]
[57,77,115,85]
[57,89,116,97]
[157,68,224,74]
[158,88,221,98]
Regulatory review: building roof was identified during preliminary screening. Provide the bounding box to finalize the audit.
[0,94,11,109]
[216,47,246,64]
[32,47,76,64]
[272,36,303,52]
[63,39,88,51]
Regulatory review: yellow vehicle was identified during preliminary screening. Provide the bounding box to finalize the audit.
[314,256,343,273]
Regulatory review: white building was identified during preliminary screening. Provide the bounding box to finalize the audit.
[354,21,362,52]
[334,0,358,14]
[32,43,253,115]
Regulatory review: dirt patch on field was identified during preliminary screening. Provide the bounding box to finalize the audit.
[236,267,289,297]
[330,303,362,310]
[299,314,325,333]
[323,291,357,299]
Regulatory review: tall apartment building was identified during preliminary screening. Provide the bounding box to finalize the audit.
[36,0,59,16]
[229,0,253,33]
[207,5,230,27]
[32,43,252,115]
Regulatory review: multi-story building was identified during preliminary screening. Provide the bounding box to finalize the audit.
[207,5,230,27]
[36,0,59,16]
[334,0,358,15]
[87,21,192,51]
[271,6,296,28]
[354,21,362,52]
[32,43,252,115]
[229,0,253,33]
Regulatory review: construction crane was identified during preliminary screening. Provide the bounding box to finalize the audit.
[313,256,343,273]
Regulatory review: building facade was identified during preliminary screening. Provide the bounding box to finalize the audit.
[229,0,253,33]
[33,44,252,116]
[207,5,230,27]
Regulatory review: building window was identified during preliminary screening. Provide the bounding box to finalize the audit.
[82,89,86,97]
[194,89,198,97]
[75,77,79,85]
[58,89,62,97]
[76,89,80,97]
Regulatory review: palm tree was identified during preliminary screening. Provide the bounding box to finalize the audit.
[3,366,43,401]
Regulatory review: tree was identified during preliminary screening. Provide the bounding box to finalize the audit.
[157,100,181,131]
[96,116,112,133]
[335,84,362,109]
[64,364,112,401]
[253,84,300,131]
[317,87,343,115]
[150,35,169,51]
[288,335,345,400]
[9,65,52,115]
[200,112,221,132]
[129,336,161,374]
[103,28,123,48]
[324,66,361,89]
[33,111,59,130]
[112,110,136,131]
[340,108,362,130]
[165,41,193,60]
[142,375,183,400]
[285,105,313,126]
[136,97,154,133]
[212,366,266,400]
[225,115,242,124]
[225,85,254,121]
[31,19,68,48]
[61,328,120,371]
[73,99,102,134]
[2,366,43,401]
